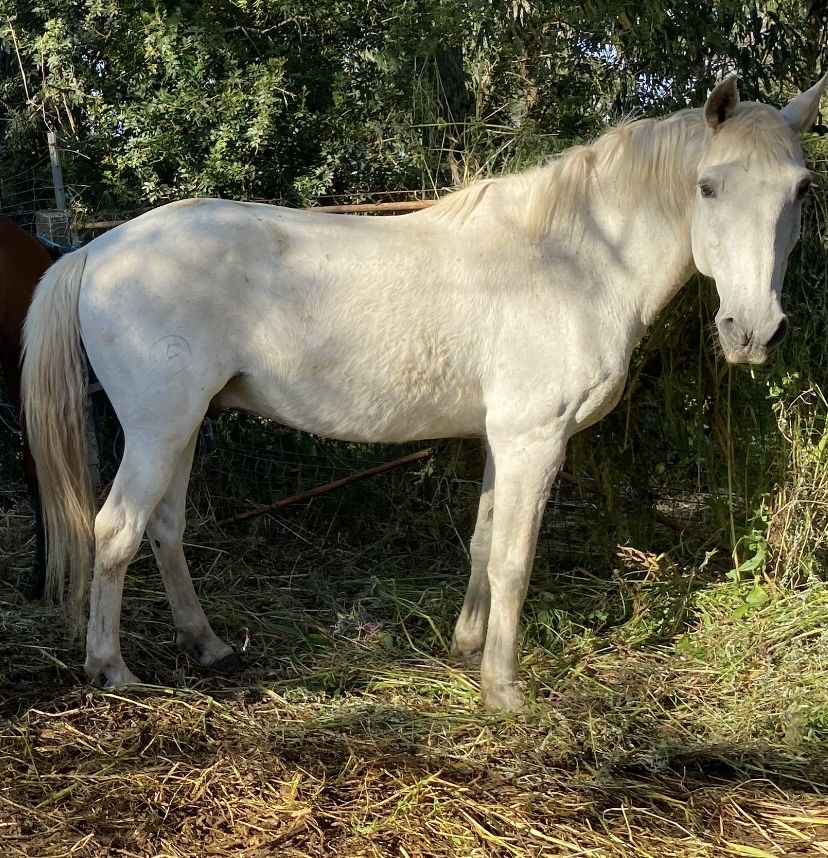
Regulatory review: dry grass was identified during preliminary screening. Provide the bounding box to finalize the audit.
[1,449,827,857]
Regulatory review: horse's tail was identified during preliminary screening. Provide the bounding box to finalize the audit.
[21,249,94,634]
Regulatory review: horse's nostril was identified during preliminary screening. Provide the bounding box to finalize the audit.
[720,316,750,345]
[719,316,755,350]
[766,316,788,350]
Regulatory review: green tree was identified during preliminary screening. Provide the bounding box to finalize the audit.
[0,2,824,216]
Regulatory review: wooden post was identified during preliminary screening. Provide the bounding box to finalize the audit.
[217,449,432,526]
[47,131,66,212]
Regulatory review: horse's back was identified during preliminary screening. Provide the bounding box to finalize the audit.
[78,198,492,442]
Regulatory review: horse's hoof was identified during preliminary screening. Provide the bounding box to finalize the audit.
[449,636,483,667]
[482,681,525,713]
[206,649,243,673]
[85,660,141,688]
[177,630,236,668]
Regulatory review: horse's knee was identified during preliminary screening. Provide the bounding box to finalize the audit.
[470,533,492,568]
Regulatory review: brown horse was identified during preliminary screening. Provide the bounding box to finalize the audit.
[0,216,58,598]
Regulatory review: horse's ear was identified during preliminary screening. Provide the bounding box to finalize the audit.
[780,71,828,132]
[704,76,740,132]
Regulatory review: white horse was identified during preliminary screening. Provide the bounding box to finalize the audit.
[22,75,827,711]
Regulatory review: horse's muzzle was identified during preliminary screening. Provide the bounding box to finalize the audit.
[717,314,788,365]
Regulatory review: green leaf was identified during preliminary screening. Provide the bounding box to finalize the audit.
[744,584,769,607]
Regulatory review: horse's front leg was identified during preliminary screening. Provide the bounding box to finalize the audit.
[451,443,494,664]
[480,431,564,712]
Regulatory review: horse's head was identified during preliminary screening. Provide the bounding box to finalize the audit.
[691,73,828,365]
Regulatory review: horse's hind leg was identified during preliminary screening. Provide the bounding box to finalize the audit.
[146,428,235,668]
[86,437,190,687]
[451,445,494,665]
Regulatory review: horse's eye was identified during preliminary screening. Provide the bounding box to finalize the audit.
[698,182,716,199]
[796,177,812,200]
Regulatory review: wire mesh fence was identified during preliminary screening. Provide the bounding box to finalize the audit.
[0,389,679,591]
[0,397,716,581]
[0,161,55,231]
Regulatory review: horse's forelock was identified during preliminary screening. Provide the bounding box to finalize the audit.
[705,101,803,166]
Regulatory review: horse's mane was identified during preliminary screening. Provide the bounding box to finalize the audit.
[425,102,802,238]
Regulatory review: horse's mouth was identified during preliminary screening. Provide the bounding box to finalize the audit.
[716,314,787,367]
[721,344,774,367]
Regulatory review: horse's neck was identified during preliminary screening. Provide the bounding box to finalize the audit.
[540,114,706,340]
[616,205,696,327]
[579,153,699,343]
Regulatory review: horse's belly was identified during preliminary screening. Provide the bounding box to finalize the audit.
[214,370,485,443]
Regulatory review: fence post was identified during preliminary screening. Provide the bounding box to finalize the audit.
[46,131,66,211]
[37,132,72,245]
